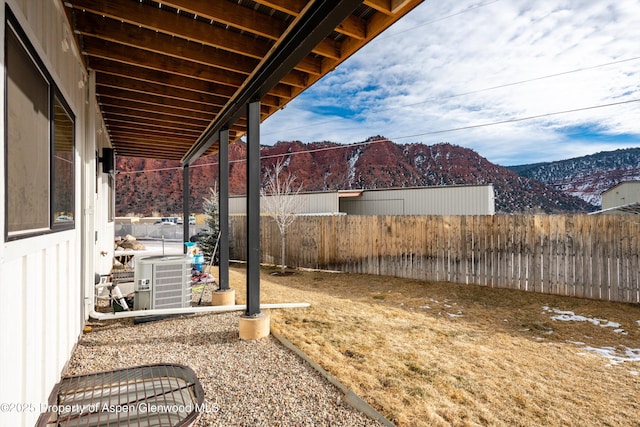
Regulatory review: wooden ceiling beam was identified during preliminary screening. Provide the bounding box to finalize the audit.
[82,37,245,88]
[107,122,230,149]
[88,59,284,109]
[159,0,288,41]
[183,0,363,163]
[106,126,198,142]
[336,15,367,40]
[113,144,192,159]
[112,128,242,151]
[104,114,206,134]
[251,0,304,15]
[339,0,422,63]
[73,12,313,86]
[98,96,217,121]
[108,132,196,146]
[363,0,393,15]
[72,12,258,75]
[95,73,228,108]
[252,0,365,40]
[364,0,421,14]
[100,103,269,126]
[111,132,242,152]
[62,0,425,160]
[96,86,221,115]
[82,37,302,93]
[294,56,323,75]
[70,0,343,63]
[67,0,269,59]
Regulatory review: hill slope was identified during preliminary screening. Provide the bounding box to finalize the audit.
[116,138,595,215]
[508,148,640,206]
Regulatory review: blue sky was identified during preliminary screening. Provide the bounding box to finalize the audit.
[260,0,640,166]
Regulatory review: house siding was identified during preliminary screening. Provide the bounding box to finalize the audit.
[0,1,104,425]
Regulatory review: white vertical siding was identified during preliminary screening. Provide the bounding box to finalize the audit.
[1,234,79,426]
[96,110,115,276]
[0,1,94,425]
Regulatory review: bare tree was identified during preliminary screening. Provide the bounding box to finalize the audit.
[261,160,305,274]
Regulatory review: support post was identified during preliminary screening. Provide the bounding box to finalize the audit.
[218,128,230,290]
[245,100,261,317]
[183,164,190,253]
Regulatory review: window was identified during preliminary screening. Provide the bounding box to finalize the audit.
[5,10,75,239]
[53,95,75,228]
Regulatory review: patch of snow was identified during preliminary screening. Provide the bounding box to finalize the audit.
[420,305,431,310]
[600,321,621,328]
[580,346,640,365]
[543,306,625,331]
[447,311,463,318]
[347,149,361,188]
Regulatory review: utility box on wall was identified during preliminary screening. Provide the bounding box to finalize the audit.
[133,255,192,310]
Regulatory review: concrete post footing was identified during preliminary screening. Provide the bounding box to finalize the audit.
[239,311,270,340]
[211,288,235,306]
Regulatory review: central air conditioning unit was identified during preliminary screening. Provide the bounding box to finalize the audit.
[133,255,192,311]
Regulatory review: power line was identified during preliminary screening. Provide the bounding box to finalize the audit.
[119,97,640,174]
[389,98,640,141]
[377,0,502,41]
[262,55,640,137]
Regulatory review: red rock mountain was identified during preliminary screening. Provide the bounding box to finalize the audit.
[115,137,595,216]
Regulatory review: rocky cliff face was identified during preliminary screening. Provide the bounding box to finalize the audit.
[116,137,598,216]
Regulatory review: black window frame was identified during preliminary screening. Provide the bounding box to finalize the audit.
[4,7,76,241]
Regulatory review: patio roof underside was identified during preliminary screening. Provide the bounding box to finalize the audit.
[63,0,422,162]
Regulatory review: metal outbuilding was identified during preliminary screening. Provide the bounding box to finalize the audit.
[339,185,495,215]
[589,181,640,215]
[601,181,640,210]
[233,184,495,216]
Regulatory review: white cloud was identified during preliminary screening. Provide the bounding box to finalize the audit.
[262,0,640,165]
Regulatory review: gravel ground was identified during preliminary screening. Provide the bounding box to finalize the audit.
[66,310,383,426]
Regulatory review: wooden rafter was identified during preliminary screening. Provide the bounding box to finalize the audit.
[62,0,423,160]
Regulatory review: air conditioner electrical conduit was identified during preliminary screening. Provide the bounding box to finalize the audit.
[88,302,310,321]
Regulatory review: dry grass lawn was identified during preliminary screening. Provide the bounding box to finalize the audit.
[216,265,640,426]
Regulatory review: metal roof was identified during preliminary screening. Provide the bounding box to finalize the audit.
[62,0,423,161]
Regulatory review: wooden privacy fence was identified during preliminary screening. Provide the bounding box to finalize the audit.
[229,215,640,304]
